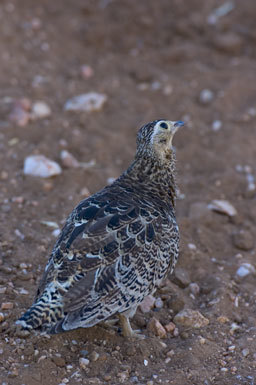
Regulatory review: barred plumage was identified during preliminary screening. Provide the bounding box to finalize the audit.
[17,119,183,337]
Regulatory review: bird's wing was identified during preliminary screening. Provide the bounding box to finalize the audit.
[38,189,176,331]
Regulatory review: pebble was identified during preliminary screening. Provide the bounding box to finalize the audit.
[139,295,155,313]
[0,312,5,322]
[31,101,51,119]
[80,187,91,197]
[90,351,99,362]
[217,315,230,324]
[207,2,234,25]
[9,98,31,127]
[147,317,167,338]
[81,65,94,79]
[232,230,254,251]
[1,302,13,310]
[164,322,176,333]
[188,243,196,250]
[52,229,61,237]
[208,199,237,216]
[212,120,222,131]
[174,309,209,328]
[199,89,214,105]
[64,92,107,112]
[52,355,66,367]
[236,263,255,278]
[60,150,80,168]
[213,33,242,55]
[189,283,200,295]
[154,297,164,309]
[1,171,8,180]
[144,359,148,366]
[79,357,90,369]
[24,155,62,178]
[173,267,191,288]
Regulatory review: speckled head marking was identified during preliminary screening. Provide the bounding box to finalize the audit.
[136,119,184,161]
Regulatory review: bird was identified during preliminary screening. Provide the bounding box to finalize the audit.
[16,119,183,338]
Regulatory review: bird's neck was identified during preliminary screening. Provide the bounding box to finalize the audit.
[120,150,177,206]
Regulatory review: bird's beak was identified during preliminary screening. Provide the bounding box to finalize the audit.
[167,120,185,135]
[174,121,185,128]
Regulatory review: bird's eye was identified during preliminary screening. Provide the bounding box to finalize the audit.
[159,122,168,129]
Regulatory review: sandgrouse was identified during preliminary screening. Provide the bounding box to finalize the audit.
[17,119,183,337]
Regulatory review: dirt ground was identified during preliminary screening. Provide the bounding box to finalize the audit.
[0,0,256,384]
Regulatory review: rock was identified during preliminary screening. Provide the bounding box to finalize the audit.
[9,98,31,127]
[40,221,59,229]
[199,89,214,105]
[81,65,94,79]
[139,295,155,313]
[207,2,235,25]
[24,155,62,178]
[147,317,167,338]
[208,200,237,216]
[236,263,255,278]
[166,294,185,314]
[90,351,99,362]
[164,322,176,333]
[189,283,200,295]
[173,267,191,288]
[60,150,80,168]
[174,309,209,328]
[212,120,222,131]
[64,92,107,112]
[217,315,230,324]
[166,349,175,357]
[1,170,9,180]
[0,312,5,322]
[80,187,91,197]
[213,33,243,55]
[31,101,51,119]
[242,348,249,357]
[154,297,164,309]
[79,357,90,369]
[1,302,13,310]
[52,355,66,367]
[232,230,254,251]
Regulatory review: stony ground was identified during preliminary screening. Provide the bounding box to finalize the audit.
[0,0,256,384]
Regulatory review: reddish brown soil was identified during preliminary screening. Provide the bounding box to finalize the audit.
[0,1,256,384]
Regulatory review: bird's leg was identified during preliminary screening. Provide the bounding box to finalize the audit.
[118,314,145,339]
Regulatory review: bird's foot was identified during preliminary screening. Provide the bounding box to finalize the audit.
[118,314,145,339]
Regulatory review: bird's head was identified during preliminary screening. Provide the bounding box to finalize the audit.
[136,119,184,162]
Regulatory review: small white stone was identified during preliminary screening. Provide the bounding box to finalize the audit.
[208,199,237,217]
[107,177,116,185]
[52,229,61,237]
[212,120,222,131]
[79,357,89,369]
[242,348,250,357]
[64,92,107,112]
[236,263,255,277]
[155,297,164,309]
[31,101,51,119]
[60,150,80,168]
[199,89,214,105]
[24,155,62,178]
[189,282,200,295]
[188,243,196,250]
[144,359,148,366]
